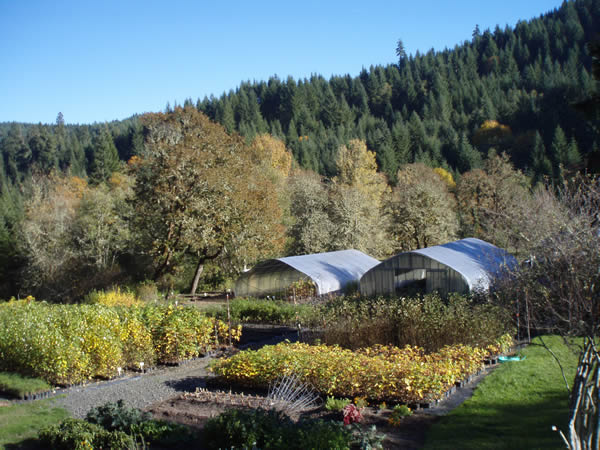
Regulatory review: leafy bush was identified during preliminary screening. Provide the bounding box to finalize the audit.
[38,418,134,450]
[134,280,159,302]
[86,399,151,433]
[86,400,191,445]
[388,404,412,426]
[325,396,351,411]
[202,408,351,449]
[85,287,141,307]
[132,419,192,446]
[319,293,513,352]
[205,297,318,325]
[342,404,363,425]
[211,341,498,404]
[298,419,351,449]
[142,304,241,363]
[0,300,240,385]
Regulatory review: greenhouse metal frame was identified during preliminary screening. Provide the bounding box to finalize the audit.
[360,238,517,297]
[235,249,380,298]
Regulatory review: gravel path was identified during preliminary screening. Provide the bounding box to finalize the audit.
[54,327,300,418]
[55,358,214,418]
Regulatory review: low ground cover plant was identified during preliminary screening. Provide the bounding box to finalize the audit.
[325,396,351,411]
[0,372,53,399]
[39,400,192,449]
[210,338,510,404]
[0,298,240,385]
[202,408,352,449]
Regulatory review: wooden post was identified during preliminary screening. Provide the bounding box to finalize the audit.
[226,292,232,347]
[293,288,301,342]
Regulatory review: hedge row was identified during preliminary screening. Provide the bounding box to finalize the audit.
[0,298,240,385]
[210,336,512,404]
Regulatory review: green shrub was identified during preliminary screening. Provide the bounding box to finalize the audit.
[297,419,351,449]
[206,298,319,325]
[325,396,351,411]
[38,418,134,450]
[134,280,159,303]
[132,419,192,446]
[202,408,351,450]
[320,293,513,352]
[85,400,192,445]
[203,408,288,449]
[391,404,413,417]
[0,300,238,385]
[86,399,151,433]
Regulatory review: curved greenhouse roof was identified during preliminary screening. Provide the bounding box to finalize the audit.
[235,249,380,297]
[360,238,517,296]
[412,238,517,291]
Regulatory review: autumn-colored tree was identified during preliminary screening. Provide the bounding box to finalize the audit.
[327,182,391,257]
[20,173,132,301]
[456,152,531,254]
[472,120,513,153]
[433,167,456,189]
[132,107,284,293]
[249,134,293,180]
[286,169,333,255]
[334,139,389,208]
[71,173,132,269]
[386,163,459,251]
[21,174,84,297]
[327,139,391,257]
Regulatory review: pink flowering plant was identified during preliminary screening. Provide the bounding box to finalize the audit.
[342,403,363,425]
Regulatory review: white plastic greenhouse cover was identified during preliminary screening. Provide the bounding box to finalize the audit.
[412,238,517,291]
[275,249,380,295]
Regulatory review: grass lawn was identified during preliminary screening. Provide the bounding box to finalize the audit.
[0,398,69,449]
[424,335,580,450]
[0,373,52,399]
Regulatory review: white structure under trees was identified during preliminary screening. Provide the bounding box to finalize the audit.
[234,249,380,298]
[360,238,517,297]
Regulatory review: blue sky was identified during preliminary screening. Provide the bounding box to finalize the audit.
[0,0,564,125]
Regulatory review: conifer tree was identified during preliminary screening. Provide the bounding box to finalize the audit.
[89,127,120,184]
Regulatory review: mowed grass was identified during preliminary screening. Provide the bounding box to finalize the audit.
[0,398,69,449]
[0,372,52,399]
[425,335,580,450]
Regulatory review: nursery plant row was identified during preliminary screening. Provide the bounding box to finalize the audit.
[0,298,240,385]
[210,335,513,405]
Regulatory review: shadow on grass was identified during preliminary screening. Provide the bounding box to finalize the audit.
[425,394,569,450]
[3,437,45,450]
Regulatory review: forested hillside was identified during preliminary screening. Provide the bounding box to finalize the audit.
[196,0,599,182]
[0,0,598,301]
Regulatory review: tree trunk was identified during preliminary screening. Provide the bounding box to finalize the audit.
[190,259,205,296]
